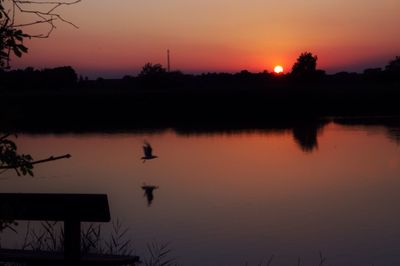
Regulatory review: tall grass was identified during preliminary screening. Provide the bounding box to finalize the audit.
[244,252,328,266]
[21,221,63,252]
[143,242,177,266]
[20,220,134,256]
[2,220,178,266]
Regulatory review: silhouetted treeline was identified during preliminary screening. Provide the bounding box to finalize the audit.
[0,58,399,91]
[83,68,398,91]
[0,66,77,89]
[1,59,400,134]
[1,61,399,91]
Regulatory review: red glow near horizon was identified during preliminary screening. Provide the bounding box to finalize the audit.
[9,1,400,78]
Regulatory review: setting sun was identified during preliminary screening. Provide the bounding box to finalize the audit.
[274,65,284,74]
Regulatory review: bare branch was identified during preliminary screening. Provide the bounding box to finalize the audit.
[0,154,71,170]
[13,1,79,29]
[14,0,81,5]
[13,18,54,27]
[5,0,80,39]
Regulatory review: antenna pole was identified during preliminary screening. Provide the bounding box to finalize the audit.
[167,49,170,72]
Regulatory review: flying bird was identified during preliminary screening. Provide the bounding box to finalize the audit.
[141,141,158,163]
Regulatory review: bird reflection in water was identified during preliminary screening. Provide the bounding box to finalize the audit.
[141,184,159,206]
[141,141,158,163]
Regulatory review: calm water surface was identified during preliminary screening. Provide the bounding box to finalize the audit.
[1,122,400,265]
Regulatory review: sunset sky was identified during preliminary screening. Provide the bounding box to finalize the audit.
[11,0,400,78]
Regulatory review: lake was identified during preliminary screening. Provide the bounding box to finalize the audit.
[1,118,400,266]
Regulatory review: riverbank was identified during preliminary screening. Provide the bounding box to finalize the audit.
[1,82,400,133]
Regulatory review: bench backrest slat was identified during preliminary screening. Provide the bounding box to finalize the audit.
[0,193,110,222]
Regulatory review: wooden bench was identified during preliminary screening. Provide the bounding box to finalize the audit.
[0,193,140,265]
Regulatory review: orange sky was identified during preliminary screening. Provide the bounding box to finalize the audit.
[10,0,400,78]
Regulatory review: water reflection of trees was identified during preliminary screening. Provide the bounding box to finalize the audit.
[292,120,328,152]
[334,117,400,146]
[387,128,400,144]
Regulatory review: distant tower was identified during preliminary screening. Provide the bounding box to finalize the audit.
[167,49,170,72]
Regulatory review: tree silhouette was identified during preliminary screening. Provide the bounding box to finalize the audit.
[0,2,28,68]
[139,63,166,78]
[0,1,76,177]
[291,52,318,77]
[385,56,400,73]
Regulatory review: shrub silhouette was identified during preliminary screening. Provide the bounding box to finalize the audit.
[139,63,166,78]
[291,52,318,78]
[385,56,400,73]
